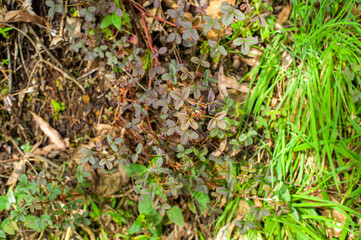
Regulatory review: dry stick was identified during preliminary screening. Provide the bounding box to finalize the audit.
[40,59,85,93]
[0,23,41,56]
[28,25,86,93]
[75,67,99,81]
[129,0,176,27]
[1,23,85,93]
[6,38,13,93]
[59,0,68,37]
[18,35,31,80]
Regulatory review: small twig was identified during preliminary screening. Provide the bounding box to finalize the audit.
[122,68,147,91]
[28,25,85,93]
[109,188,134,198]
[28,154,61,169]
[0,22,41,57]
[40,59,85,93]
[6,38,13,93]
[129,0,176,27]
[1,23,85,93]
[7,135,25,157]
[18,35,31,80]
[59,0,68,37]
[76,67,99,81]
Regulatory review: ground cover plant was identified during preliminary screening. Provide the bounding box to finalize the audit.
[0,0,361,239]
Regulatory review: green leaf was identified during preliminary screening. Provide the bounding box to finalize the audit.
[166,206,184,226]
[278,182,291,202]
[90,201,101,220]
[0,196,9,210]
[189,201,196,214]
[128,214,144,234]
[112,13,122,30]
[238,134,247,142]
[0,218,17,235]
[290,207,299,223]
[7,187,16,206]
[147,211,163,226]
[124,163,146,177]
[138,197,156,215]
[24,215,41,232]
[0,230,6,239]
[194,191,210,213]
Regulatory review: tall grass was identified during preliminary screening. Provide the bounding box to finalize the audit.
[219,0,361,239]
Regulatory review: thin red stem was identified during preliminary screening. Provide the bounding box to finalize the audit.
[130,0,176,27]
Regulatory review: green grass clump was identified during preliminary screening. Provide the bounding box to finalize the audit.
[218,0,361,239]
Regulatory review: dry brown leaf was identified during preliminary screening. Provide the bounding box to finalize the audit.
[211,138,227,157]
[163,0,178,9]
[5,10,47,26]
[94,165,129,197]
[215,223,230,240]
[234,200,250,219]
[277,5,292,25]
[270,98,278,108]
[217,65,229,100]
[221,74,250,93]
[29,111,66,149]
[69,134,129,197]
[94,123,115,136]
[281,50,293,69]
[206,0,236,19]
[240,57,259,67]
[249,47,263,57]
[274,22,283,30]
[0,6,6,22]
[32,138,70,158]
[6,160,26,186]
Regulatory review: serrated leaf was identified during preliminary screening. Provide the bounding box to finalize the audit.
[182,87,190,99]
[238,134,247,142]
[208,40,217,48]
[218,46,227,56]
[156,157,163,168]
[136,143,143,154]
[216,187,229,195]
[191,57,200,64]
[189,118,198,130]
[127,215,143,234]
[290,207,299,223]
